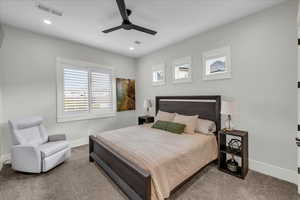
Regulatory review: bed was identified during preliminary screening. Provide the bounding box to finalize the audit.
[89,96,221,200]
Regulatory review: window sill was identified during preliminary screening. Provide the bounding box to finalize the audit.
[57,112,116,123]
[152,81,165,86]
[203,73,231,81]
[172,78,192,84]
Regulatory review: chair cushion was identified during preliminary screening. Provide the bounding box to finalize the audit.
[16,117,43,129]
[9,116,48,145]
[39,141,69,158]
[17,127,44,145]
[42,148,71,172]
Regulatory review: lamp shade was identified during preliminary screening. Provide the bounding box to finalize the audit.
[221,100,234,115]
[143,99,152,109]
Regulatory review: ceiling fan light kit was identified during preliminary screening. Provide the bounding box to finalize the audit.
[102,0,157,35]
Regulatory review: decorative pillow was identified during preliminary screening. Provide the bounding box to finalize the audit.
[173,113,198,134]
[195,118,216,134]
[156,110,176,122]
[152,120,169,130]
[152,120,186,134]
[165,121,186,134]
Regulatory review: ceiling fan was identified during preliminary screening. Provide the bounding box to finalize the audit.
[102,0,157,35]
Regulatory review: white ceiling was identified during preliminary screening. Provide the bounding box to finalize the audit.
[0,0,286,58]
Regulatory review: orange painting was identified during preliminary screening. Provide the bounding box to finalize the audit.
[116,78,135,111]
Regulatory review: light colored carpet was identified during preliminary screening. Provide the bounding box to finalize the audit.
[0,145,299,200]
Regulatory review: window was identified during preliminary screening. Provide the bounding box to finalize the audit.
[174,64,190,80]
[172,56,192,83]
[202,46,231,80]
[152,64,165,86]
[153,70,164,82]
[63,68,89,113]
[57,58,115,122]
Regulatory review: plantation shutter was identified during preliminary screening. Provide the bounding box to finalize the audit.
[57,58,115,122]
[91,69,113,112]
[63,67,89,112]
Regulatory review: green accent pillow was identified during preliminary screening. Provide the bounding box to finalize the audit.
[166,122,186,134]
[152,120,186,134]
[152,120,169,130]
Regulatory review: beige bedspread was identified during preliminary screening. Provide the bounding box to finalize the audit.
[96,125,218,200]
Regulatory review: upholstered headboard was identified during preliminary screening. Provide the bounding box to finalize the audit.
[155,96,221,133]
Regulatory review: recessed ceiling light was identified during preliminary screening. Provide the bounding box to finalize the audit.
[43,19,52,25]
[129,47,135,51]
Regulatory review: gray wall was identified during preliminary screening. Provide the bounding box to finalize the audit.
[0,24,3,47]
[136,0,298,173]
[0,24,4,159]
[0,25,137,154]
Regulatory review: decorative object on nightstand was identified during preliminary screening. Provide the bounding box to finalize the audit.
[138,115,154,125]
[218,129,248,179]
[221,100,234,130]
[226,139,242,173]
[143,98,153,116]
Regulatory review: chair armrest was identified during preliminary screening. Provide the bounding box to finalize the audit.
[48,134,66,142]
[11,145,41,173]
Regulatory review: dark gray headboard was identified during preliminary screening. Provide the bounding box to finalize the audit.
[155,96,221,133]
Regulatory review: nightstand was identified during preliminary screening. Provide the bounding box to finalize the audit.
[218,129,248,179]
[138,116,154,125]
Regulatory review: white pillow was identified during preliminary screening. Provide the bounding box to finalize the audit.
[156,110,176,122]
[173,113,198,134]
[195,118,216,134]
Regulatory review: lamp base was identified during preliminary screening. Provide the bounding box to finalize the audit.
[144,108,151,117]
[223,128,234,132]
[224,115,233,130]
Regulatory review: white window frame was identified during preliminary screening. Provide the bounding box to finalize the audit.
[152,64,166,86]
[202,46,232,80]
[172,56,192,84]
[56,57,116,123]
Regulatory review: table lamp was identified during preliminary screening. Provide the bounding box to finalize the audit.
[221,100,234,130]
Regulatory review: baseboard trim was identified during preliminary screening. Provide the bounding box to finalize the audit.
[70,137,89,148]
[249,159,297,184]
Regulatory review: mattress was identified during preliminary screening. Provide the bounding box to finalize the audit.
[96,125,218,200]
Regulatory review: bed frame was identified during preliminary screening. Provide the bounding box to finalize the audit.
[89,96,221,200]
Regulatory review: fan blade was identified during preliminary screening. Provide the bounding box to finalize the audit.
[102,26,123,33]
[131,24,157,35]
[116,0,128,21]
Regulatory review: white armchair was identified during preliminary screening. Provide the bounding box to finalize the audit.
[8,116,71,173]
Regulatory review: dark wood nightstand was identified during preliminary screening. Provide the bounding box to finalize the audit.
[138,116,154,125]
[218,129,248,179]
